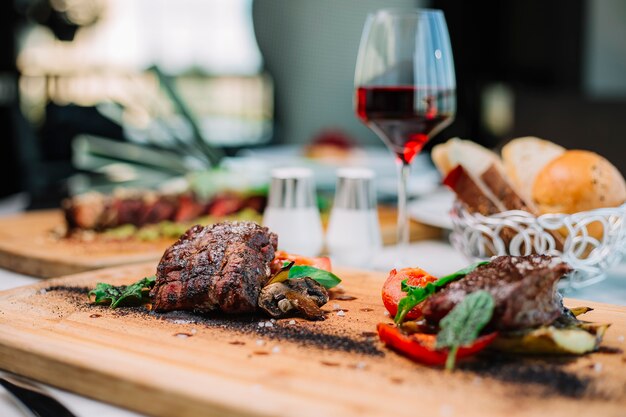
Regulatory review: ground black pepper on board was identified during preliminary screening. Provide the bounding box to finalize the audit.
[460,354,593,399]
[44,286,383,357]
[150,310,384,356]
[43,286,619,401]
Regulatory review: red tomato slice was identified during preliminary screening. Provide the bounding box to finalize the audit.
[382,268,437,319]
[271,250,332,274]
[377,323,497,367]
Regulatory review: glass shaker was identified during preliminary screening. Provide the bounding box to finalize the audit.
[262,167,324,256]
[326,168,382,268]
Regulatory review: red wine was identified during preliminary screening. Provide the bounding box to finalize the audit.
[356,86,454,164]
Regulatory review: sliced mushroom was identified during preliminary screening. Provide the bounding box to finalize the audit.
[258,277,329,320]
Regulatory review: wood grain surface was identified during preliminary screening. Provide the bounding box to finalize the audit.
[0,264,624,417]
[0,210,441,278]
[0,211,174,278]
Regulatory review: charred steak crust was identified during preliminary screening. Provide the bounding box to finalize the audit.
[421,255,572,330]
[151,221,278,313]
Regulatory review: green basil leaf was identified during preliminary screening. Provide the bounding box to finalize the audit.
[436,290,495,370]
[89,276,156,308]
[394,283,437,324]
[89,283,123,305]
[111,276,155,308]
[394,261,488,324]
[288,265,341,289]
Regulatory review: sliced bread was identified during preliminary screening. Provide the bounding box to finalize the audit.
[443,165,505,215]
[432,137,503,178]
[432,138,531,212]
[501,137,565,202]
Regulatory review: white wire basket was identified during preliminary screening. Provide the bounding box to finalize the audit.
[450,203,626,289]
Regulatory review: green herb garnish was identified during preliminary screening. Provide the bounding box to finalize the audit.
[394,261,488,324]
[288,265,341,289]
[436,290,495,371]
[89,276,156,308]
[266,263,341,289]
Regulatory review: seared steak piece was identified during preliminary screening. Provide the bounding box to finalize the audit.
[421,255,572,330]
[151,221,278,313]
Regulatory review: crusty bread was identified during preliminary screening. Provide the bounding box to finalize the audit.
[443,165,505,215]
[435,137,565,252]
[480,165,533,212]
[433,138,531,212]
[432,138,503,178]
[533,150,626,214]
[502,137,565,202]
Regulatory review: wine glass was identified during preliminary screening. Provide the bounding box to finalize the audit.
[354,8,456,264]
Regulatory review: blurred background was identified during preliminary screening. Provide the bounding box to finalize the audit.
[0,0,625,207]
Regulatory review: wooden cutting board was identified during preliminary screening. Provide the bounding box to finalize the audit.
[0,210,174,278]
[0,264,624,417]
[0,210,441,278]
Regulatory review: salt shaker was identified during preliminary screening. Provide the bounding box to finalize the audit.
[326,168,382,268]
[262,167,324,256]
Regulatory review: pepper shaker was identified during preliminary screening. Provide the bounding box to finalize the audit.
[326,168,382,268]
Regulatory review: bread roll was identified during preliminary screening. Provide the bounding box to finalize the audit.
[532,150,626,214]
[502,137,565,201]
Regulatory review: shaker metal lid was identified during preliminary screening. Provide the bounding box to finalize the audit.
[268,167,317,208]
[334,168,376,210]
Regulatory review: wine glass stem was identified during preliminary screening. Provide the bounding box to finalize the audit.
[396,160,411,263]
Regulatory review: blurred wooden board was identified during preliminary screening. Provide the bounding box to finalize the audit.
[0,264,624,417]
[377,205,443,245]
[0,209,442,278]
[0,210,173,278]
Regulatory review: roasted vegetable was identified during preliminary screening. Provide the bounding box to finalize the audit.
[265,261,294,286]
[377,323,497,367]
[570,306,594,317]
[491,323,609,355]
[96,209,262,242]
[382,268,437,320]
[258,277,329,320]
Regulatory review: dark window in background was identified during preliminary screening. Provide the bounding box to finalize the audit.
[435,0,626,173]
[0,2,19,198]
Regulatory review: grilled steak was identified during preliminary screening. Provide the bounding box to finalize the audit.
[421,255,572,330]
[62,191,192,231]
[63,190,267,232]
[151,221,278,313]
